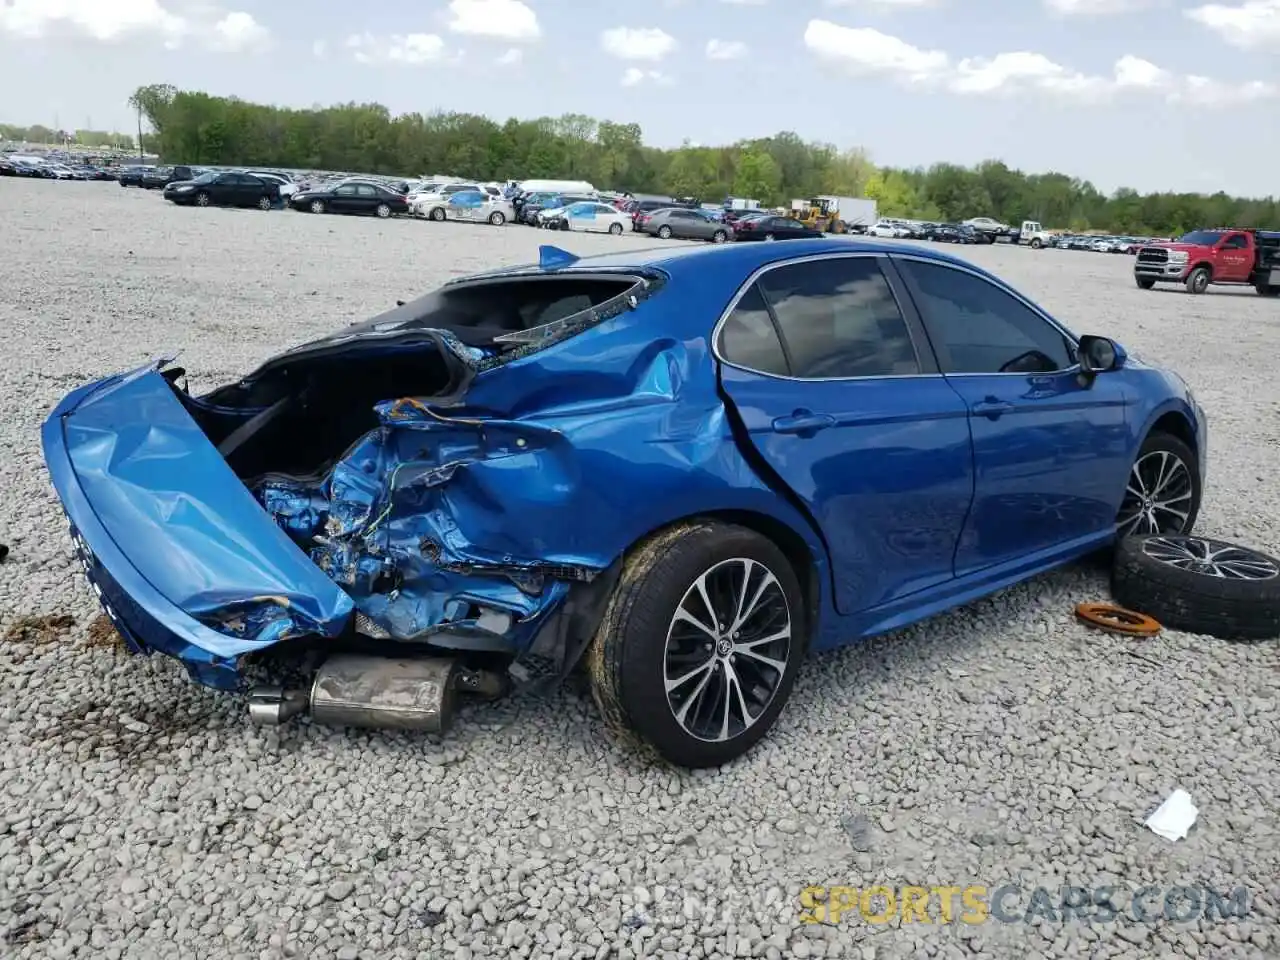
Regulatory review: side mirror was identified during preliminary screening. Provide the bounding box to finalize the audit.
[1077,335,1124,385]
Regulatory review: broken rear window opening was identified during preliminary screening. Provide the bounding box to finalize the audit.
[174,272,658,482]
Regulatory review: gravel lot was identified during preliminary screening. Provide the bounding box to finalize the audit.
[1,179,1278,960]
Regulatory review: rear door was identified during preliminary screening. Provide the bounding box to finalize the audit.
[892,254,1129,573]
[716,253,974,614]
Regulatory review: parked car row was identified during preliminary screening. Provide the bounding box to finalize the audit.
[1,154,119,180]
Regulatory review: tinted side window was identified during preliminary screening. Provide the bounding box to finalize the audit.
[1225,234,1248,249]
[335,185,357,196]
[720,285,789,376]
[759,258,919,379]
[357,185,378,197]
[898,260,1073,374]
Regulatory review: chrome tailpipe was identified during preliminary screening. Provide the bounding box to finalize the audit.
[247,654,460,733]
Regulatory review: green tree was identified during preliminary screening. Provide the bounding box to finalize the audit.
[732,149,782,203]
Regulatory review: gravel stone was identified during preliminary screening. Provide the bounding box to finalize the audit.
[1,180,1278,960]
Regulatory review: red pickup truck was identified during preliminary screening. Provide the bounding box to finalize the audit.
[1134,228,1280,296]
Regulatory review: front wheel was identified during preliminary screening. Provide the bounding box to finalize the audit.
[488,211,506,226]
[764,233,776,242]
[657,225,673,239]
[1135,277,1155,290]
[430,207,446,222]
[195,192,210,207]
[1116,431,1201,539]
[587,521,805,768]
[1030,238,1042,249]
[1185,266,1210,294]
[309,200,325,214]
[608,221,623,235]
[711,229,727,243]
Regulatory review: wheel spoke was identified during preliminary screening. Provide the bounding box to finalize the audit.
[674,662,718,725]
[731,568,778,635]
[672,607,718,641]
[666,659,714,693]
[736,648,787,674]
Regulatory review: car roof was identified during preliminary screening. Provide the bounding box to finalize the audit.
[471,237,987,283]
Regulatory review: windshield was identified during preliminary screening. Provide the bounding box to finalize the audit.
[1178,230,1224,245]
[193,171,218,184]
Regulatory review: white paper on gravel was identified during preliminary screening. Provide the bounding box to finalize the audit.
[1144,789,1198,841]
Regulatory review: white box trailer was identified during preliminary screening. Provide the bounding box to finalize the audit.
[819,196,877,230]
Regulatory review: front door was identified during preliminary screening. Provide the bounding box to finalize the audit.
[1217,232,1253,281]
[716,254,975,614]
[892,255,1130,575]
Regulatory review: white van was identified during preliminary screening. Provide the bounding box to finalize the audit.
[517,179,596,195]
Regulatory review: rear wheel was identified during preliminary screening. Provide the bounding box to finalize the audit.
[712,229,728,243]
[1185,266,1210,294]
[587,521,805,768]
[430,207,445,222]
[375,203,391,218]
[657,225,673,239]
[488,211,506,226]
[1135,277,1155,290]
[257,196,271,211]
[309,200,325,214]
[608,222,623,235]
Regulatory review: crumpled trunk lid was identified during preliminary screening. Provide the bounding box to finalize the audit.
[44,361,354,644]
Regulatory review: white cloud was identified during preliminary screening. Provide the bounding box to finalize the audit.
[601,26,677,61]
[446,0,540,41]
[209,11,269,52]
[804,19,1277,105]
[495,47,522,65]
[1043,0,1152,13]
[0,0,266,50]
[824,0,938,6]
[803,20,948,82]
[346,31,448,64]
[1186,0,1280,49]
[621,67,671,86]
[705,38,747,59]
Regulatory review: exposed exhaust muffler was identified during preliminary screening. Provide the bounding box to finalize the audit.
[247,654,460,733]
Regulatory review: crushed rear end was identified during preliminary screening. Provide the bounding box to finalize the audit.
[43,251,669,731]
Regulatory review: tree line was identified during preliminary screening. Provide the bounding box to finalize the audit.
[0,123,142,151]
[125,84,1276,235]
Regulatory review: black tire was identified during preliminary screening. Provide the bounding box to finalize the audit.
[488,211,506,226]
[430,207,445,222]
[375,203,391,218]
[1136,277,1155,290]
[712,229,727,243]
[657,225,673,239]
[309,200,325,214]
[1112,535,1280,641]
[1029,238,1042,249]
[257,196,271,211]
[608,222,623,235]
[1255,283,1280,297]
[1185,266,1210,294]
[195,192,210,208]
[587,521,806,768]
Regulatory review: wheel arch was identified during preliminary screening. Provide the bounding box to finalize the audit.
[1189,261,1214,278]
[557,507,828,677]
[1147,408,1197,454]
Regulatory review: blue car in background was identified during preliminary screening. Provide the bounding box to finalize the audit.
[42,239,1207,767]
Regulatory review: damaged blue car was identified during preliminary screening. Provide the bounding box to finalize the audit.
[43,240,1207,767]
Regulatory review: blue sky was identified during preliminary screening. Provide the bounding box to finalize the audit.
[1,0,1277,195]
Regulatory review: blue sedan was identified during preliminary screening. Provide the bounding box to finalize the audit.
[42,239,1207,767]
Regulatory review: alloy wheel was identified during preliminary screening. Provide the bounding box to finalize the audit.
[1117,450,1193,536]
[1141,536,1280,581]
[663,558,791,743]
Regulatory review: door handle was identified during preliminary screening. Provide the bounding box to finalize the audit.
[771,412,836,434]
[973,398,1014,419]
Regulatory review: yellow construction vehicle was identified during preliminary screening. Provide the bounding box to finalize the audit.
[787,196,852,234]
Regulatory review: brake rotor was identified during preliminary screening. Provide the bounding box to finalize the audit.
[1075,602,1162,638]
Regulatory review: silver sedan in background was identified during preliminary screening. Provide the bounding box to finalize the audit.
[641,207,732,243]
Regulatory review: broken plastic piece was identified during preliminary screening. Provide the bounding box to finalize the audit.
[538,245,580,270]
[1144,789,1198,841]
[1075,601,1161,637]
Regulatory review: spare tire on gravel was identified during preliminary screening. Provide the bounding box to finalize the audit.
[1112,534,1280,641]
